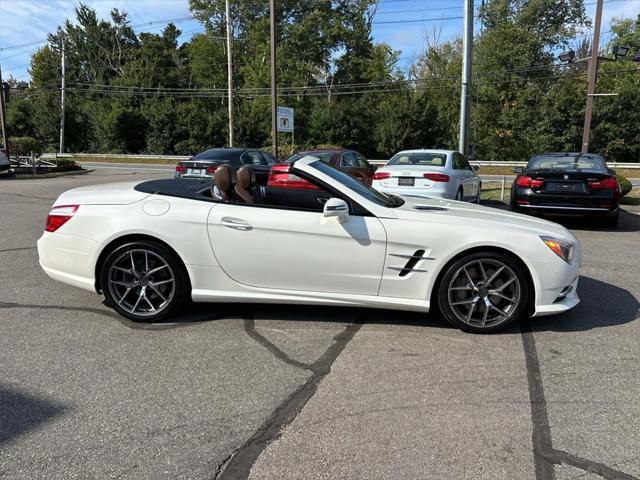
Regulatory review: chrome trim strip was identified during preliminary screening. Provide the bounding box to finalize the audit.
[387,266,428,273]
[389,253,435,260]
[517,204,611,211]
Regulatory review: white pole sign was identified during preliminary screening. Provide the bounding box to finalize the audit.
[276,106,294,133]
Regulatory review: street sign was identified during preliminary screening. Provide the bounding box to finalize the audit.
[277,106,294,133]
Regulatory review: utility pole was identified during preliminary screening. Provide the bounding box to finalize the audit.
[458,0,473,156]
[581,0,603,153]
[59,37,66,154]
[269,0,278,157]
[225,0,234,147]
[0,65,8,151]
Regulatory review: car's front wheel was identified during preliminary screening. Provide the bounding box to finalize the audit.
[101,241,189,322]
[437,252,530,333]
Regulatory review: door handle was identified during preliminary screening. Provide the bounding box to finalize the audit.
[221,217,253,231]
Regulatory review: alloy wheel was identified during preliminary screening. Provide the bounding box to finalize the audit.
[447,258,521,328]
[107,248,176,317]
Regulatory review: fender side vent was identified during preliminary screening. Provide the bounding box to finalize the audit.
[388,249,431,277]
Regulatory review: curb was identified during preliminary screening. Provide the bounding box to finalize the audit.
[8,169,93,180]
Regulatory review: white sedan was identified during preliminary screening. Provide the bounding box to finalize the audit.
[372,149,481,202]
[38,156,581,333]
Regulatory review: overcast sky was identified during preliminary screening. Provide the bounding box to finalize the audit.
[1,0,639,82]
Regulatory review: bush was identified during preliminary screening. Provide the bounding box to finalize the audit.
[616,174,632,197]
[7,136,43,157]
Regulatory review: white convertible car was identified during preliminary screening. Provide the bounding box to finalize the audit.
[38,156,581,333]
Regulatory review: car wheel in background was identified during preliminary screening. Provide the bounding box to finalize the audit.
[437,251,530,333]
[101,240,189,322]
[475,183,482,204]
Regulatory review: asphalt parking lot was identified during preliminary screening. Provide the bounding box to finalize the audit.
[1,167,639,480]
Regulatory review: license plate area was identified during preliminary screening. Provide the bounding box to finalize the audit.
[548,182,579,193]
[398,177,415,186]
[188,168,203,176]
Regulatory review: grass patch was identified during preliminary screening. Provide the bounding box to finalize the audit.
[481,186,511,202]
[622,187,640,206]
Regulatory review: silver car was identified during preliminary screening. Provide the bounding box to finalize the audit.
[371,149,481,202]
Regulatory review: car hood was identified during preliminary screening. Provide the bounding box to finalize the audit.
[392,195,572,239]
[53,180,151,206]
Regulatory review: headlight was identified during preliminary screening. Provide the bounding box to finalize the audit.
[540,236,574,263]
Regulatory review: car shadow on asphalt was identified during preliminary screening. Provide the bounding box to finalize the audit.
[0,385,69,446]
[518,275,639,333]
[132,275,638,335]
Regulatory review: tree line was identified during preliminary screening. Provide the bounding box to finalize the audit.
[4,0,640,161]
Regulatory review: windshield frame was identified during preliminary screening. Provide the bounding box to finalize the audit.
[293,158,403,209]
[386,151,449,167]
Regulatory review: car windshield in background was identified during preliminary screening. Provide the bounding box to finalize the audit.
[192,149,241,161]
[387,152,448,167]
[287,152,335,164]
[308,159,402,208]
[527,155,606,172]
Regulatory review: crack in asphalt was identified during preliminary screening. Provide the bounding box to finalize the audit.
[0,192,56,201]
[215,315,364,480]
[0,300,233,331]
[521,319,638,480]
[0,246,37,253]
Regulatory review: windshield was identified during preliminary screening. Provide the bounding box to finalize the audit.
[387,152,448,167]
[286,152,335,164]
[307,160,403,208]
[527,155,606,172]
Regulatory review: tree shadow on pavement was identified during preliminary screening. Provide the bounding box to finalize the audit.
[0,385,69,445]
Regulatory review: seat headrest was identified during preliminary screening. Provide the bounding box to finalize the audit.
[235,165,257,204]
[237,165,256,189]
[213,164,237,201]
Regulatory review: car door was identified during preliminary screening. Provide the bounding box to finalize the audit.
[207,200,387,295]
[340,151,369,184]
[453,153,474,200]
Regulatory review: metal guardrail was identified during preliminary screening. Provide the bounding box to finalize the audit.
[40,152,640,169]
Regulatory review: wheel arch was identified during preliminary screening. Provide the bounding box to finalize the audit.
[429,245,536,316]
[94,233,192,293]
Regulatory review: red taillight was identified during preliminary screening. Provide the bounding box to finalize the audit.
[45,205,79,232]
[206,165,218,175]
[267,164,319,190]
[588,176,618,190]
[423,173,450,182]
[175,164,186,174]
[372,172,390,181]
[516,175,544,188]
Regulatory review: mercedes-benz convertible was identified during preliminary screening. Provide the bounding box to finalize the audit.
[37,156,581,333]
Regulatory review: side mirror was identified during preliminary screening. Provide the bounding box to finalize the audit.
[513,167,523,174]
[472,164,480,172]
[323,198,349,220]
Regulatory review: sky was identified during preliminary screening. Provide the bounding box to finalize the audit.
[1,0,639,82]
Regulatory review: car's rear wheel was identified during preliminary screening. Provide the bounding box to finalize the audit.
[455,189,463,201]
[101,241,189,322]
[437,252,530,333]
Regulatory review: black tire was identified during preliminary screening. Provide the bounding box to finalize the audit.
[100,240,190,322]
[455,188,463,201]
[475,183,482,204]
[436,251,530,333]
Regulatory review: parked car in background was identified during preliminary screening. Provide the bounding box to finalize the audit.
[175,148,279,185]
[372,149,481,202]
[285,148,375,185]
[0,148,10,173]
[510,152,621,227]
